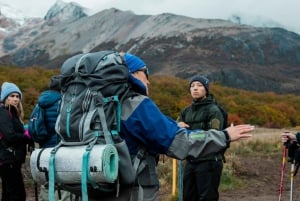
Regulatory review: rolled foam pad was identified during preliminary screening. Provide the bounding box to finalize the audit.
[30,144,119,185]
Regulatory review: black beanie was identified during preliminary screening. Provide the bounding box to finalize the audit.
[189,75,210,93]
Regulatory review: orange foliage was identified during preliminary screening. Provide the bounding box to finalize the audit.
[228,114,244,125]
[1,65,300,129]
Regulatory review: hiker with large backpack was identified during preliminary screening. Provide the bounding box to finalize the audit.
[0,82,32,201]
[29,51,254,201]
[177,75,228,201]
[28,76,72,201]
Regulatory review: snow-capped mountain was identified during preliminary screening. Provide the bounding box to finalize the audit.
[0,2,26,25]
[0,1,300,95]
[0,0,89,34]
[0,2,26,33]
[0,0,89,56]
[44,0,89,22]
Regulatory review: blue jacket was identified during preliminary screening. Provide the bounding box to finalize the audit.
[120,94,229,159]
[120,93,230,187]
[37,90,61,148]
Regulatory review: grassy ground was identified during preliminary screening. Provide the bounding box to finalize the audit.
[1,127,289,201]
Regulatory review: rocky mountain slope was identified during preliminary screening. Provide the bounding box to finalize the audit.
[0,1,300,94]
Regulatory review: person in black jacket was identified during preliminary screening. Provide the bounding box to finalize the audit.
[178,75,226,201]
[0,82,32,201]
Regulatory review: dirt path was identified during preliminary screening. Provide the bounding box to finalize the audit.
[220,153,300,201]
[24,154,300,201]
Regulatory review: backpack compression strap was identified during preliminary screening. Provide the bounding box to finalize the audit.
[130,148,147,201]
[103,96,121,135]
[48,143,62,201]
[81,139,98,201]
[93,92,113,144]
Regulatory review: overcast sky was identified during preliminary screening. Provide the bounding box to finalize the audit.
[1,0,299,34]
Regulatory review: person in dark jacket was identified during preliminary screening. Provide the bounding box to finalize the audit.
[29,76,72,201]
[0,82,32,201]
[32,75,62,148]
[178,75,226,201]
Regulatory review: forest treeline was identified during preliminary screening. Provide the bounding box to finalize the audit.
[1,65,300,128]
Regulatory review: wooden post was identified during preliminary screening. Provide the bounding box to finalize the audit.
[172,159,177,195]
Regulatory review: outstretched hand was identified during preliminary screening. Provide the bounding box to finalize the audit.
[225,124,254,142]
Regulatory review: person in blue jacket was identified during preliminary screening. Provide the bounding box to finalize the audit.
[33,75,62,148]
[29,76,72,201]
[97,53,254,201]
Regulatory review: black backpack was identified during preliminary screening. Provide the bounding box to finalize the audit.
[56,51,130,144]
[30,51,144,201]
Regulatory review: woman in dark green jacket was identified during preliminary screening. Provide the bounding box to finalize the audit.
[178,75,226,201]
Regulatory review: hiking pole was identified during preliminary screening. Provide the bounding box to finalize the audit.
[295,154,300,201]
[296,163,300,201]
[279,141,288,201]
[294,145,300,201]
[288,141,299,201]
[290,159,295,201]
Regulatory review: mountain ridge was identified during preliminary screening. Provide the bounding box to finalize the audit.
[0,2,299,95]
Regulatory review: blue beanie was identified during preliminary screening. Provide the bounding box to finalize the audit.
[189,75,210,93]
[124,53,146,73]
[124,53,148,95]
[1,82,22,101]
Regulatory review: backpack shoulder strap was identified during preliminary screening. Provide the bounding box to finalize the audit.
[93,92,114,144]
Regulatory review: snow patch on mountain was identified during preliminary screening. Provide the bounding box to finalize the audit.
[228,13,283,30]
[0,2,26,26]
